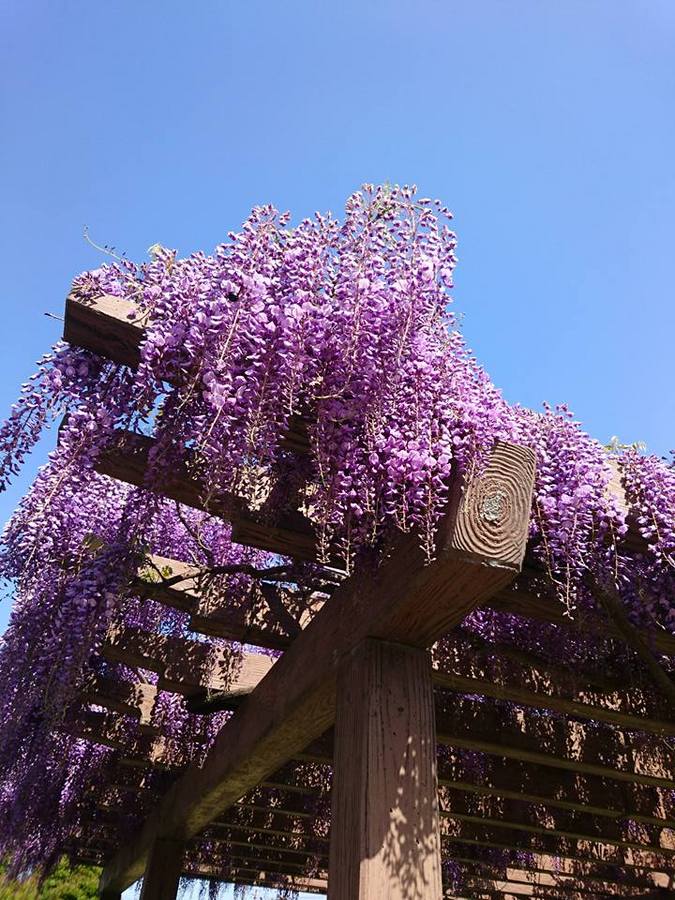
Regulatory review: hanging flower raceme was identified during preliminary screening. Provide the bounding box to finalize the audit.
[0,185,672,883]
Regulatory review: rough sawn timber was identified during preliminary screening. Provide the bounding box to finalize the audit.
[138,837,185,900]
[329,640,442,900]
[98,439,535,893]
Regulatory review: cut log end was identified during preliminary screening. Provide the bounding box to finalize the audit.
[445,440,536,568]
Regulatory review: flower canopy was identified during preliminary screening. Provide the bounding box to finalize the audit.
[0,185,672,889]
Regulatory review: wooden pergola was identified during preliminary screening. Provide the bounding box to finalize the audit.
[59,295,674,899]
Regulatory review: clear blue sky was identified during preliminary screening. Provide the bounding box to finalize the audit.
[1,2,673,617]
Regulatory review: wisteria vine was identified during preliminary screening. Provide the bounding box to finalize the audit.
[0,185,672,891]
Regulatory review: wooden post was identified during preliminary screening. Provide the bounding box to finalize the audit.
[329,639,442,900]
[99,441,536,896]
[139,838,184,900]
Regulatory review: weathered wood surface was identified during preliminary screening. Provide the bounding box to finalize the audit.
[260,754,675,829]
[132,555,675,736]
[132,544,675,660]
[329,640,442,900]
[458,877,643,900]
[437,754,675,828]
[83,681,675,805]
[202,800,672,880]
[95,430,320,560]
[95,433,674,661]
[138,837,185,900]
[462,884,648,900]
[433,661,675,736]
[180,816,673,884]
[135,553,316,650]
[102,625,275,700]
[488,573,675,657]
[66,294,673,884]
[438,787,674,855]
[98,441,535,893]
[85,675,158,729]
[64,293,146,369]
[201,782,672,861]
[95,431,231,518]
[436,696,675,788]
[104,669,674,792]
[210,871,326,895]
[217,858,327,884]
[440,860,661,897]
[208,823,328,855]
[443,843,670,890]
[102,605,674,741]
[441,822,673,873]
[65,293,652,557]
[60,710,169,763]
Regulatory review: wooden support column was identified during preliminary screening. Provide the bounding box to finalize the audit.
[329,639,442,900]
[99,440,535,896]
[139,838,184,900]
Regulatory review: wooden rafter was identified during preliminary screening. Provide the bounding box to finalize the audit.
[59,292,675,897]
[94,439,535,893]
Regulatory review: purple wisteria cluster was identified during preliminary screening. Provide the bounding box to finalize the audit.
[0,185,672,887]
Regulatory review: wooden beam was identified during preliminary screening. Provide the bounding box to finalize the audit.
[200,800,673,875]
[329,639,442,900]
[443,844,670,890]
[83,691,674,823]
[263,760,675,828]
[85,675,158,729]
[103,613,675,739]
[438,787,674,855]
[64,293,145,369]
[98,440,535,894]
[216,869,326,894]
[207,826,328,857]
[139,554,674,739]
[441,824,672,873]
[199,789,674,874]
[135,554,675,744]
[137,547,675,672]
[212,810,326,849]
[139,838,185,900]
[134,557,297,650]
[102,625,275,700]
[77,686,675,830]
[432,665,675,736]
[61,709,153,751]
[261,751,675,830]
[456,875,639,900]
[444,860,660,897]
[137,551,330,644]
[436,696,675,788]
[64,292,651,556]
[65,294,311,450]
[222,855,327,879]
[488,574,675,657]
[285,705,675,800]
[95,431,231,518]
[459,884,627,900]
[94,430,320,560]
[437,754,675,829]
